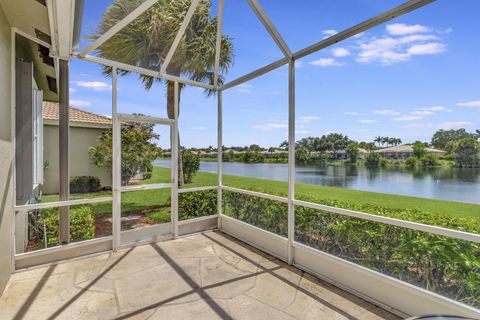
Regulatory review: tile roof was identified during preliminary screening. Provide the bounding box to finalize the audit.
[43,101,111,126]
[376,144,446,153]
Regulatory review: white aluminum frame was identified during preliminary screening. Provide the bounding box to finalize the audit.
[79,0,160,57]
[114,109,179,243]
[246,0,291,58]
[171,81,180,238]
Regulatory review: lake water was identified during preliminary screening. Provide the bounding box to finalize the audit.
[153,160,480,204]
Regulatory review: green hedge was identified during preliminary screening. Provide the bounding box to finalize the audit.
[70,176,101,194]
[178,189,217,220]
[221,190,480,309]
[41,205,95,247]
[222,191,288,236]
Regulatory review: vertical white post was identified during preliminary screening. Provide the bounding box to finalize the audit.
[11,28,17,268]
[112,67,121,250]
[171,81,179,238]
[58,59,70,244]
[287,59,295,265]
[217,90,223,229]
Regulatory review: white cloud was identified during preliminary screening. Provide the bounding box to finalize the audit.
[332,47,350,57]
[76,81,112,91]
[391,105,450,122]
[374,109,400,116]
[297,116,320,124]
[69,88,77,93]
[436,121,473,129]
[358,119,377,124]
[437,121,473,130]
[386,23,430,36]
[236,83,252,93]
[70,99,92,107]
[295,60,304,68]
[352,32,365,39]
[456,100,480,108]
[411,110,434,117]
[398,34,439,44]
[417,106,452,112]
[403,121,473,130]
[355,25,447,65]
[309,58,344,67]
[252,121,288,131]
[407,42,446,55]
[322,29,338,38]
[393,115,422,121]
[345,111,361,116]
[191,126,206,131]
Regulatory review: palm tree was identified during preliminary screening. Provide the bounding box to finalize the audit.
[374,136,382,147]
[93,0,234,186]
[381,136,389,147]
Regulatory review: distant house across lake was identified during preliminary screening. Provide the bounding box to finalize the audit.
[375,145,446,160]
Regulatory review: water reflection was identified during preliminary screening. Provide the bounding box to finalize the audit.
[153,160,480,204]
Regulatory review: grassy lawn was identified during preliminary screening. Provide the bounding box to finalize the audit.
[149,166,479,220]
[42,184,172,224]
[42,165,479,222]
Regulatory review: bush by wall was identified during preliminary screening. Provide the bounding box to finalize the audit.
[143,172,153,180]
[178,189,217,220]
[41,205,95,247]
[223,191,288,237]
[70,176,101,193]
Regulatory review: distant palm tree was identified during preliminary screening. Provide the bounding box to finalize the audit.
[380,136,389,147]
[374,136,382,147]
[93,0,234,186]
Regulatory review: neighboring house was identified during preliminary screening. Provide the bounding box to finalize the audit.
[261,149,288,158]
[42,102,112,194]
[312,148,369,160]
[375,145,446,160]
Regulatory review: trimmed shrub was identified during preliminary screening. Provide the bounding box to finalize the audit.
[41,205,95,247]
[223,191,288,237]
[420,153,439,167]
[405,156,417,169]
[365,152,381,167]
[182,150,200,183]
[178,190,217,220]
[143,172,153,180]
[379,157,389,167]
[70,176,101,193]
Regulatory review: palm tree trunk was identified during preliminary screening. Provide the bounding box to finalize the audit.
[167,80,184,187]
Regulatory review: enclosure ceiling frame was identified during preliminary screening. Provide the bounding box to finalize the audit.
[79,0,160,57]
[76,54,214,90]
[246,0,291,58]
[221,0,435,91]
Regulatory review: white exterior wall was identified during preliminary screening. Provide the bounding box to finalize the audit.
[43,124,112,195]
[0,5,14,295]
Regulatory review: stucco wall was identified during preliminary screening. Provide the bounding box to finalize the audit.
[0,5,13,295]
[43,125,112,195]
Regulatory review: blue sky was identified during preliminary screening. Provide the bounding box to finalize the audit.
[70,0,480,148]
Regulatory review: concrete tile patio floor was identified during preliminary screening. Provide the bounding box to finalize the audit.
[0,231,400,320]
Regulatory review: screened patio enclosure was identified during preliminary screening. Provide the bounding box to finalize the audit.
[4,0,480,318]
